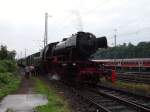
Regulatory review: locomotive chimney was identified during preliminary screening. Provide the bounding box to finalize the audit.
[95,37,107,48]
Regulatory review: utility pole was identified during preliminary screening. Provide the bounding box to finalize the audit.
[24,49,27,58]
[44,12,52,48]
[17,54,19,60]
[44,12,48,48]
[114,29,117,47]
[114,29,117,71]
[20,51,22,58]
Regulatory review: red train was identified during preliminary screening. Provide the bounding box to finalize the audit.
[93,58,150,72]
[18,32,116,84]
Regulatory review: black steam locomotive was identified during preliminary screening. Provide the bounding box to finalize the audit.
[18,32,115,84]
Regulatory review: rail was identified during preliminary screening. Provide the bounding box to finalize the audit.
[117,73,150,84]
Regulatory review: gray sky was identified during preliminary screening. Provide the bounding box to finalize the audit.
[0,0,150,58]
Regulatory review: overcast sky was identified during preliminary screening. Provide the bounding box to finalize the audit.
[0,0,150,58]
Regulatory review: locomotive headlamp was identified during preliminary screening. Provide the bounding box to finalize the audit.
[72,63,76,66]
[62,63,67,66]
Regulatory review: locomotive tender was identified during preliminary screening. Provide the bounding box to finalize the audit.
[18,32,115,84]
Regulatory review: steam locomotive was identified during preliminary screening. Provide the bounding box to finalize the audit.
[18,32,115,84]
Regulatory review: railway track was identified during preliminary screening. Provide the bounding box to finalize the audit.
[95,85,150,110]
[117,73,150,84]
[42,75,150,112]
[64,83,150,112]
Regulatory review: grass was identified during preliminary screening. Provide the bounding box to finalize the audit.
[35,78,71,112]
[101,78,150,95]
[0,72,21,99]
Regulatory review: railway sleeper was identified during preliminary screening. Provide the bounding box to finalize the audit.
[107,105,127,111]
[97,85,150,110]
[96,90,150,112]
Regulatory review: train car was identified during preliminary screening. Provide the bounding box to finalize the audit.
[94,58,150,73]
[17,58,26,67]
[18,32,116,84]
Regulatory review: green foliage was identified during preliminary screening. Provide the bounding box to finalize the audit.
[0,45,16,60]
[0,72,20,99]
[0,45,8,60]
[0,72,13,85]
[0,60,16,73]
[35,78,70,112]
[0,60,20,99]
[101,79,150,96]
[94,41,150,59]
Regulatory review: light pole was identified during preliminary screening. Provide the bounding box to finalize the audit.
[44,12,52,48]
[24,49,27,58]
[20,51,22,59]
[114,29,117,47]
[114,29,117,71]
[33,40,43,50]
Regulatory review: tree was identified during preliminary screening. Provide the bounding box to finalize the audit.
[0,45,8,60]
[93,41,150,59]
[8,50,16,60]
[0,45,16,60]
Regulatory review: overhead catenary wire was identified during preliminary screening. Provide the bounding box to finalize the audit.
[118,26,150,37]
[46,0,150,45]
[108,26,150,47]
[50,0,111,32]
[83,0,111,15]
[51,13,78,32]
[79,0,150,40]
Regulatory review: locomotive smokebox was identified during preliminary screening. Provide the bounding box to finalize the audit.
[95,37,107,48]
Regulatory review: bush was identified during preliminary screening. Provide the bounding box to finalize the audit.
[0,60,16,73]
[0,72,13,86]
[0,72,20,98]
[0,60,20,99]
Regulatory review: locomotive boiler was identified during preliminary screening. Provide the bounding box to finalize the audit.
[43,32,107,60]
[55,32,107,59]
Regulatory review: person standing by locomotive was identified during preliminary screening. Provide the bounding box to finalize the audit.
[25,66,30,79]
[29,65,35,76]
